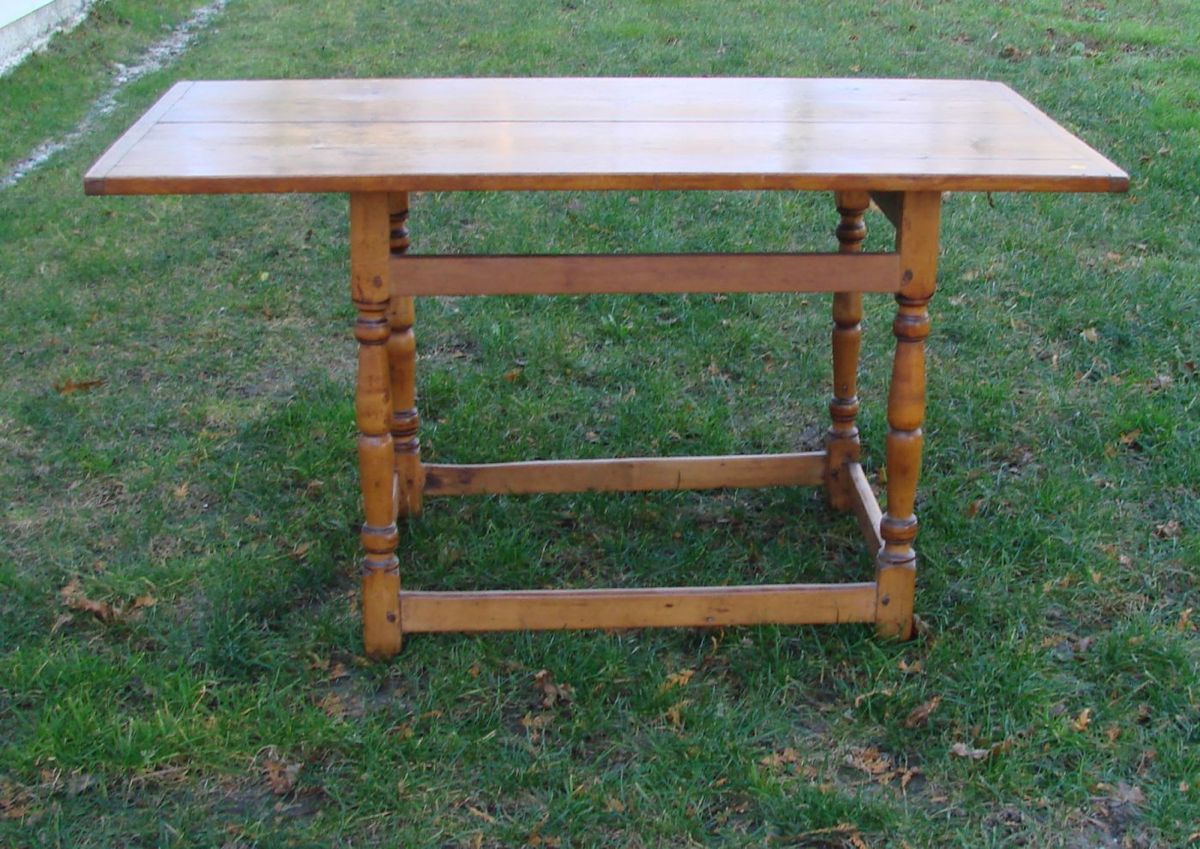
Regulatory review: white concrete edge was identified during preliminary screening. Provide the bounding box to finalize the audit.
[0,0,97,77]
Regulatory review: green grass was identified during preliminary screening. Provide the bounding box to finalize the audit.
[1,0,1198,846]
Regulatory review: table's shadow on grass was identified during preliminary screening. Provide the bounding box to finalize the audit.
[187,373,881,680]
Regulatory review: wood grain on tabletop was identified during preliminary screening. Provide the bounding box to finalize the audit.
[84,78,1129,195]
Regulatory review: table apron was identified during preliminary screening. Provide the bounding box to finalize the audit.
[390,252,901,296]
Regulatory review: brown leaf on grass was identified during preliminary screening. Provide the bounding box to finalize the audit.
[54,378,106,395]
[903,695,942,729]
[660,668,695,692]
[387,722,414,739]
[852,687,894,709]
[1072,708,1093,732]
[59,579,115,621]
[502,367,523,382]
[845,746,894,779]
[1146,374,1173,393]
[1119,429,1143,450]
[533,669,574,709]
[899,767,921,791]
[759,748,802,769]
[1154,519,1181,539]
[263,759,301,795]
[526,829,561,848]
[315,692,346,721]
[781,823,871,849]
[1179,608,1195,632]
[664,700,690,728]
[465,805,496,823]
[520,712,554,743]
[949,742,990,760]
[0,780,32,820]
[911,614,934,639]
[58,580,155,624]
[1107,782,1145,807]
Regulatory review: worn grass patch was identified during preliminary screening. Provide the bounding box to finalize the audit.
[1,0,1197,846]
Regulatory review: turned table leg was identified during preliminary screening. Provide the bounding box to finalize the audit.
[825,190,869,511]
[351,193,402,658]
[876,191,941,639]
[387,193,422,519]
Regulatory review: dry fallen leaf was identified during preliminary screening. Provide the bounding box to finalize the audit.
[520,712,554,742]
[899,767,921,791]
[315,692,346,721]
[664,700,690,728]
[526,830,561,848]
[502,367,523,382]
[1072,708,1093,732]
[949,742,990,760]
[466,805,496,823]
[533,669,574,709]
[59,579,115,622]
[759,748,801,769]
[1147,374,1173,393]
[1155,520,1182,539]
[0,780,32,820]
[661,669,695,692]
[846,746,895,779]
[263,759,301,795]
[1081,327,1099,343]
[783,823,871,849]
[1179,608,1195,632]
[54,378,106,395]
[852,687,895,708]
[903,695,942,729]
[1107,782,1146,807]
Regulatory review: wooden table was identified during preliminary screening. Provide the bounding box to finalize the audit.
[86,78,1127,658]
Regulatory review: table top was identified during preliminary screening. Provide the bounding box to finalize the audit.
[84,78,1128,196]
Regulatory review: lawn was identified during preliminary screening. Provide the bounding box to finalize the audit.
[1,0,1197,846]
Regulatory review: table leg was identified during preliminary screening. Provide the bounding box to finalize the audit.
[387,193,422,519]
[876,191,941,639]
[351,192,402,658]
[825,190,869,511]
